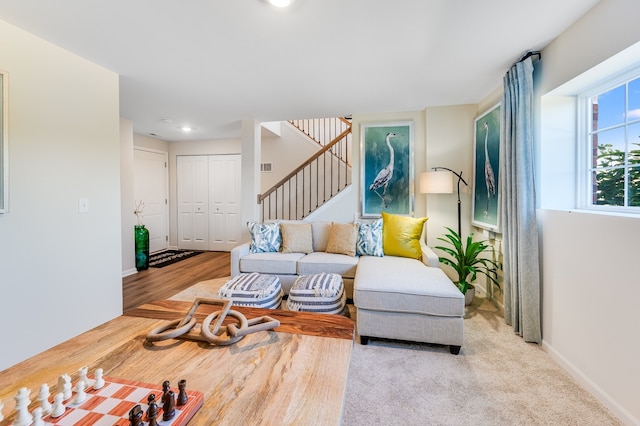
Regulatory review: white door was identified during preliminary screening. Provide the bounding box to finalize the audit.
[209,155,242,251]
[133,148,169,253]
[177,156,209,250]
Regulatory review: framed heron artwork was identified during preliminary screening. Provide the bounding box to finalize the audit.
[472,103,501,232]
[360,121,414,218]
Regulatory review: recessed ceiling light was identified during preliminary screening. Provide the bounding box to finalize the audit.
[269,0,293,7]
[181,126,192,132]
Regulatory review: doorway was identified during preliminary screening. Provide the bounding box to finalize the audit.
[177,154,242,251]
[133,148,169,253]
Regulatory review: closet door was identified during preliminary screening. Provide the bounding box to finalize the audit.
[177,156,209,250]
[209,155,242,251]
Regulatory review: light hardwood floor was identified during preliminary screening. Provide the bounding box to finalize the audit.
[122,251,230,312]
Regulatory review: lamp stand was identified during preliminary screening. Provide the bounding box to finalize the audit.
[431,167,469,238]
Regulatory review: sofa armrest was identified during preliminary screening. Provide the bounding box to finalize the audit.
[230,242,250,277]
[420,239,440,268]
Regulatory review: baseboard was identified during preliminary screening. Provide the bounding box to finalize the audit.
[542,341,638,426]
[122,268,138,278]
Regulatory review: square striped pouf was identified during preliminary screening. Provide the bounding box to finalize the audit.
[218,273,283,309]
[287,273,346,315]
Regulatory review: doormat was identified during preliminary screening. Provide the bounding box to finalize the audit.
[149,249,202,268]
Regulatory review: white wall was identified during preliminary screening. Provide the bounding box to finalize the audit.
[534,1,640,423]
[121,119,136,275]
[424,104,478,247]
[0,20,122,370]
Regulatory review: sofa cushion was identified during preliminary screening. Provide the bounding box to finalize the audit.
[354,255,464,317]
[248,221,281,253]
[381,212,427,259]
[297,252,358,278]
[356,218,383,257]
[311,222,332,252]
[326,222,358,257]
[281,222,313,254]
[240,252,305,275]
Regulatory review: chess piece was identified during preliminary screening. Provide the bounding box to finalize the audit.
[78,366,91,389]
[58,373,72,400]
[73,380,87,404]
[51,393,66,418]
[32,407,45,426]
[13,387,33,426]
[0,397,4,421]
[128,404,143,426]
[162,389,176,421]
[177,379,188,406]
[93,368,105,390]
[38,383,52,414]
[146,393,159,426]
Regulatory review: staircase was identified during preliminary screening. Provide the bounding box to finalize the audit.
[258,117,352,221]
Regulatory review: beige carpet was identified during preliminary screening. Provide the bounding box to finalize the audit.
[170,278,621,425]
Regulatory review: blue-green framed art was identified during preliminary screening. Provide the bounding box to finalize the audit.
[472,103,501,231]
[360,121,414,218]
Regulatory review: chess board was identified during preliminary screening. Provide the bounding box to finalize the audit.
[39,376,203,426]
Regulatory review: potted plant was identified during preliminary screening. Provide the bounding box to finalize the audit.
[435,227,501,305]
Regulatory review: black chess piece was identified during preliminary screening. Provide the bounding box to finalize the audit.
[162,389,176,421]
[147,393,158,426]
[128,404,143,426]
[177,379,188,406]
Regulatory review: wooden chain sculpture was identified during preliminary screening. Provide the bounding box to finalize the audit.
[145,298,280,346]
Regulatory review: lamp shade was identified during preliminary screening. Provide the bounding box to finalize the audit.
[420,171,453,194]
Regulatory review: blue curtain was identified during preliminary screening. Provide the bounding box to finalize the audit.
[500,56,541,343]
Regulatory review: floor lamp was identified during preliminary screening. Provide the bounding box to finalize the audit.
[420,167,469,238]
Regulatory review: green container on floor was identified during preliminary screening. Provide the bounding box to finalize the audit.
[135,225,149,271]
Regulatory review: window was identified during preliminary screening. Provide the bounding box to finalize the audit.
[583,71,640,212]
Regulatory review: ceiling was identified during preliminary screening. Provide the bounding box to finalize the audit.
[0,0,600,142]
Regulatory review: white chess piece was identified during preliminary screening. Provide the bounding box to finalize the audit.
[32,407,45,426]
[93,368,105,390]
[58,374,72,400]
[38,383,52,414]
[13,387,33,426]
[78,366,91,389]
[51,392,65,418]
[72,380,87,404]
[0,397,4,421]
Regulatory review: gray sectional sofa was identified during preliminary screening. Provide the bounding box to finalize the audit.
[230,220,465,354]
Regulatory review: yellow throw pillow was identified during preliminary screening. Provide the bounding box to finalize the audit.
[326,222,358,257]
[381,212,428,259]
[280,223,314,253]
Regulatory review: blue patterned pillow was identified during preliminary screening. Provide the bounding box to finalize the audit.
[248,222,281,253]
[356,219,383,257]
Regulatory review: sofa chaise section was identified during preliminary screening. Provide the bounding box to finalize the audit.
[354,255,465,354]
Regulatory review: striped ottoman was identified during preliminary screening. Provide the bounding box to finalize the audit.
[287,273,346,315]
[218,273,283,309]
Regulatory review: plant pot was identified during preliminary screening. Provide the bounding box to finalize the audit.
[464,285,475,306]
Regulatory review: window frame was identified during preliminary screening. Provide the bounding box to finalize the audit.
[577,66,640,214]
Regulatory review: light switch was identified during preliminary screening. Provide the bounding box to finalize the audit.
[79,198,89,213]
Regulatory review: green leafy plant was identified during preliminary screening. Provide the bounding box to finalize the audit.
[435,227,501,295]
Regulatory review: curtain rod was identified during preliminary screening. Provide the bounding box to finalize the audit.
[517,50,541,63]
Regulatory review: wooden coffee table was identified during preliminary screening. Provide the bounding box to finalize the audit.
[0,300,354,425]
